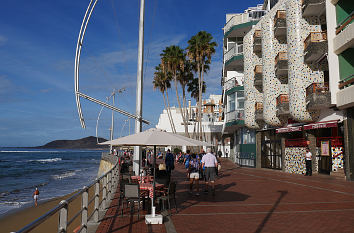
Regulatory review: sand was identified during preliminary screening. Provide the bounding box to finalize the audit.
[0,185,98,233]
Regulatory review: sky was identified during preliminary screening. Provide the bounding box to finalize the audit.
[0,0,263,147]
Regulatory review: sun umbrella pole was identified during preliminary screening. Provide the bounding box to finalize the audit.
[152,145,156,216]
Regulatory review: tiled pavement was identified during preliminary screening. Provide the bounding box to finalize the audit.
[96,158,354,233]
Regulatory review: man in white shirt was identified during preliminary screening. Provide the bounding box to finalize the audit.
[305,148,312,176]
[201,148,218,195]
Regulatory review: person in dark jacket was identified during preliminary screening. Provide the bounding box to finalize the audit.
[165,149,175,175]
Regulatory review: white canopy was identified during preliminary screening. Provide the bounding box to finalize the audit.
[99,128,213,147]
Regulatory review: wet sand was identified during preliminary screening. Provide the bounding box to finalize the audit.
[0,186,97,233]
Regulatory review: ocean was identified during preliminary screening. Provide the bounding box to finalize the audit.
[0,148,105,216]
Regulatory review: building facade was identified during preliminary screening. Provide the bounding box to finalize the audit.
[242,0,353,180]
[156,95,224,151]
[222,4,266,166]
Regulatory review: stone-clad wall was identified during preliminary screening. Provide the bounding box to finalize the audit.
[244,26,263,129]
[284,147,306,174]
[285,0,322,122]
[244,0,326,128]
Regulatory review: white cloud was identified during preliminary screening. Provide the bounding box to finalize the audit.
[0,35,7,46]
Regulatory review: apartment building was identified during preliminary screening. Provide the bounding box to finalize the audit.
[243,0,353,180]
[222,4,266,166]
[156,95,224,151]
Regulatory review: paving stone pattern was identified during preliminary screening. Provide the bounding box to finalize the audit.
[96,158,354,233]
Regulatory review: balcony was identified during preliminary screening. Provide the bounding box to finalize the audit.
[224,44,244,72]
[306,83,331,110]
[225,110,245,127]
[334,12,354,54]
[276,94,289,116]
[224,11,263,38]
[301,0,326,17]
[253,30,262,53]
[254,65,263,89]
[304,31,328,63]
[255,102,263,121]
[224,76,242,92]
[275,52,288,82]
[274,10,286,38]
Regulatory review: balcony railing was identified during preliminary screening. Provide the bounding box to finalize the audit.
[224,44,243,63]
[253,30,262,53]
[301,0,326,17]
[276,94,289,115]
[254,65,263,88]
[224,11,263,35]
[304,31,328,63]
[226,109,244,123]
[304,31,327,50]
[336,11,354,35]
[274,10,286,37]
[275,51,288,81]
[255,102,263,120]
[306,82,331,110]
[223,76,243,92]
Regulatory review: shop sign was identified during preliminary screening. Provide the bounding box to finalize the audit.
[276,126,302,133]
[321,141,330,156]
[303,120,338,130]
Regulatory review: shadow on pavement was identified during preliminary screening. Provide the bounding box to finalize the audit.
[254,190,288,233]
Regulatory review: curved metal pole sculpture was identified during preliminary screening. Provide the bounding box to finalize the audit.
[74,0,149,129]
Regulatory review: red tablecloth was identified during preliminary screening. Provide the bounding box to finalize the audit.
[131,176,154,183]
[139,183,164,199]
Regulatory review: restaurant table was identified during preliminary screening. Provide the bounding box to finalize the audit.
[131,175,154,183]
[139,183,164,199]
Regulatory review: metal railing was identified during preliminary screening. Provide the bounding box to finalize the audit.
[224,13,252,34]
[336,11,354,35]
[16,154,120,233]
[224,44,243,62]
[225,110,244,122]
[223,76,243,92]
[235,152,256,168]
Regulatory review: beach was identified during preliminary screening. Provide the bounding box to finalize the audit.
[0,191,78,233]
[0,149,105,232]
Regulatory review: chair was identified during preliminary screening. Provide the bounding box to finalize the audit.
[122,183,141,219]
[156,181,177,215]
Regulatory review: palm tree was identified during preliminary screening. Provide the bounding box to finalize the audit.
[161,45,189,137]
[178,57,194,135]
[153,64,176,133]
[187,78,206,139]
[186,31,217,140]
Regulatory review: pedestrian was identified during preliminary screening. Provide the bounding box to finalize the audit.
[217,150,222,158]
[201,148,218,195]
[225,149,229,158]
[188,154,200,196]
[184,150,191,170]
[33,187,39,207]
[165,149,175,176]
[305,147,312,176]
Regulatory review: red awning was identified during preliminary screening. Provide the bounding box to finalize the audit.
[276,126,302,133]
[303,120,338,130]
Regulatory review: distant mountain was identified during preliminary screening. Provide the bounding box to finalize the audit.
[36,136,108,149]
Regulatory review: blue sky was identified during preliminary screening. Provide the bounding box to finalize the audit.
[0,0,263,147]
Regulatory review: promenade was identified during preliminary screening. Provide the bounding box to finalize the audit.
[96,158,354,233]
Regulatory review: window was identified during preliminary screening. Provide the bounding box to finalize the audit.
[242,128,255,144]
[228,93,235,112]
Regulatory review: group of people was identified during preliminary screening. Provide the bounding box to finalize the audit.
[172,148,220,196]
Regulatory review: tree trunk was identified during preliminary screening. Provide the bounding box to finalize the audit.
[163,91,175,134]
[165,86,176,133]
[173,74,189,137]
[181,85,190,137]
[197,61,202,141]
[200,63,205,142]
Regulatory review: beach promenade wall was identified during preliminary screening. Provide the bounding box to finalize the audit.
[97,152,118,177]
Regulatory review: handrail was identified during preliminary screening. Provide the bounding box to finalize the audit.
[336,11,354,35]
[16,154,120,233]
[223,76,243,91]
[224,44,243,62]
